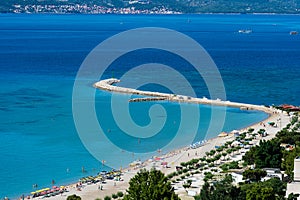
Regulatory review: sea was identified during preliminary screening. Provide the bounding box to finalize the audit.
[0,14,300,199]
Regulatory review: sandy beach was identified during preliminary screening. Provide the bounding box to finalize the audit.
[27,79,292,200]
[39,107,290,200]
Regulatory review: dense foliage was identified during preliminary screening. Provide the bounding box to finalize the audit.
[243,139,283,168]
[196,176,286,200]
[242,169,267,182]
[277,119,300,179]
[220,161,240,172]
[123,168,180,200]
[282,145,300,179]
[276,127,300,145]
[240,178,287,200]
[195,175,244,200]
[195,115,300,200]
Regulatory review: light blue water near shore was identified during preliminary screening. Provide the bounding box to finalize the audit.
[0,14,300,199]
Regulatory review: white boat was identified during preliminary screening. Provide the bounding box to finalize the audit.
[238,29,252,34]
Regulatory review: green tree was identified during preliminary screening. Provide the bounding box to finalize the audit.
[123,168,180,200]
[67,194,81,200]
[282,146,300,179]
[245,183,274,200]
[256,139,283,168]
[117,191,124,198]
[264,178,286,197]
[203,172,214,182]
[248,128,255,133]
[276,128,300,145]
[287,193,300,200]
[195,175,244,200]
[216,147,223,154]
[210,150,216,157]
[220,161,240,172]
[194,181,210,200]
[183,179,192,190]
[243,146,257,165]
[243,139,283,168]
[222,152,227,160]
[241,178,286,200]
[242,169,267,182]
[258,129,266,137]
[104,196,111,200]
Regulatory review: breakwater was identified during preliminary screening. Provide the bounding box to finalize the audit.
[129,97,168,102]
[93,78,273,114]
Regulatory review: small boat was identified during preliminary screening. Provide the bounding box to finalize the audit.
[290,31,298,35]
[238,29,252,34]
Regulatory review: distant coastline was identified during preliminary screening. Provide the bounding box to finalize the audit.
[2,0,300,15]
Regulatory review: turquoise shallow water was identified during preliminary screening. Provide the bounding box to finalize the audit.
[0,74,267,199]
[0,14,300,199]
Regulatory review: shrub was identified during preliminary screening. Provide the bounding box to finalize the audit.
[67,195,81,200]
[111,194,118,199]
[104,196,111,200]
[117,191,123,198]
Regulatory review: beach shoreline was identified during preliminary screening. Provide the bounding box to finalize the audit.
[21,78,289,200]
[41,106,288,200]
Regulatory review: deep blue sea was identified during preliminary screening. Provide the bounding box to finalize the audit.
[0,14,300,199]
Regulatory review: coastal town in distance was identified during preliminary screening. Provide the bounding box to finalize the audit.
[1,0,300,14]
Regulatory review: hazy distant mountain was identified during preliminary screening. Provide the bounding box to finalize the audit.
[1,0,300,13]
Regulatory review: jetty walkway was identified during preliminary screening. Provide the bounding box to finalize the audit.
[94,78,273,114]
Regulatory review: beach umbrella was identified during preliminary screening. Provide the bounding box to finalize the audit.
[161,162,168,165]
[30,192,36,195]
[218,132,228,137]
